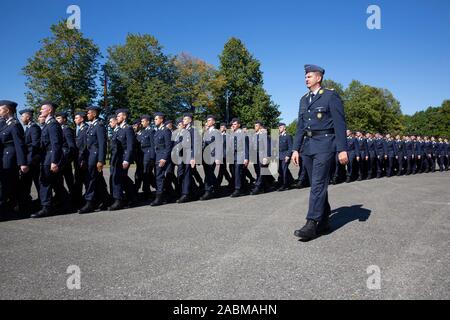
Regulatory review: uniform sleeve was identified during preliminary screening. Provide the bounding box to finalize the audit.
[97,124,107,164]
[293,99,304,152]
[287,134,293,157]
[245,135,249,161]
[329,92,348,153]
[50,123,64,165]
[354,138,360,155]
[12,124,27,166]
[30,125,41,163]
[163,129,173,161]
[124,127,135,163]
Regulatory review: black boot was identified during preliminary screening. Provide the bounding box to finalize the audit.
[150,194,164,207]
[250,187,264,195]
[345,176,351,183]
[230,190,244,198]
[108,199,124,211]
[200,191,214,201]
[317,218,332,235]
[177,195,190,204]
[31,206,53,219]
[78,201,95,214]
[294,219,318,240]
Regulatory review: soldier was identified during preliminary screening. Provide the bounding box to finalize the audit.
[404,135,415,175]
[78,106,110,214]
[31,102,69,218]
[73,111,89,207]
[277,122,294,191]
[135,115,156,200]
[55,112,77,201]
[423,136,433,173]
[250,121,272,195]
[394,134,405,176]
[430,136,438,172]
[374,133,386,178]
[445,138,449,171]
[0,101,28,214]
[200,115,221,201]
[384,133,396,177]
[151,112,173,207]
[19,108,41,208]
[292,64,348,240]
[437,137,446,172]
[345,130,360,183]
[216,122,233,188]
[366,132,377,179]
[229,118,250,198]
[415,136,425,173]
[356,131,368,181]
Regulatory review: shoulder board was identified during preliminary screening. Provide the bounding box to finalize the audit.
[326,88,335,91]
[302,92,309,98]
[7,119,18,125]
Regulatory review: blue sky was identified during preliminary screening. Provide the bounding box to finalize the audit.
[1,0,449,122]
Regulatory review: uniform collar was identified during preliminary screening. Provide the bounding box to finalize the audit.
[310,87,322,96]
[45,115,54,124]
[6,117,14,125]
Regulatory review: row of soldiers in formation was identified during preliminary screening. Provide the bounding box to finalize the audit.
[0,99,449,219]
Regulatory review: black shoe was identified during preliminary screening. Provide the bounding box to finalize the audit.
[230,190,243,198]
[277,186,287,192]
[177,195,190,204]
[31,206,53,219]
[108,200,124,211]
[250,188,264,195]
[150,194,164,207]
[200,192,214,201]
[317,219,332,235]
[345,176,351,183]
[294,220,318,240]
[332,177,337,185]
[357,176,362,181]
[78,201,95,214]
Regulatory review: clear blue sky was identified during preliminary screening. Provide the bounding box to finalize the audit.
[1,0,449,122]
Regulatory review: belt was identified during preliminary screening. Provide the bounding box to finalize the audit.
[304,129,335,137]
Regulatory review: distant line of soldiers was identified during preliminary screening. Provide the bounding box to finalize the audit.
[0,99,449,219]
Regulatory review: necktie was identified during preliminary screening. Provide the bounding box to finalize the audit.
[309,93,315,103]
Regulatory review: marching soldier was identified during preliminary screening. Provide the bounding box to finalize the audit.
[384,133,396,177]
[366,132,377,179]
[78,106,110,214]
[31,102,69,218]
[228,118,250,198]
[216,123,233,188]
[0,101,28,214]
[135,115,156,200]
[55,112,77,201]
[277,122,294,191]
[356,131,368,181]
[250,121,271,195]
[73,111,89,207]
[108,109,136,211]
[292,65,348,240]
[200,115,221,201]
[345,130,360,183]
[19,108,41,208]
[151,112,174,207]
[394,134,405,176]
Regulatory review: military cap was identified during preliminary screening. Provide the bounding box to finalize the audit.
[165,119,173,125]
[55,111,69,119]
[183,113,193,119]
[141,114,152,121]
[176,117,183,125]
[278,122,286,127]
[304,64,325,75]
[40,101,59,109]
[108,114,117,121]
[206,115,216,121]
[153,112,165,118]
[132,119,141,125]
[19,108,34,116]
[220,122,227,127]
[254,120,264,126]
[0,100,18,110]
[230,117,241,124]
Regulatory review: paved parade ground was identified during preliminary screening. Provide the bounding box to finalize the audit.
[0,171,449,300]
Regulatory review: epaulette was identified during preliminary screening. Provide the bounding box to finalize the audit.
[7,118,18,126]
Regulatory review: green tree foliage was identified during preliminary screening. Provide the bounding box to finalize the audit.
[216,38,280,128]
[105,34,178,120]
[23,21,100,115]
[402,100,450,137]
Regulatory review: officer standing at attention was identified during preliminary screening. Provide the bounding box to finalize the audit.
[151,112,174,207]
[356,131,368,181]
[78,106,110,214]
[365,132,377,179]
[55,112,77,201]
[384,133,396,177]
[292,65,348,240]
[200,115,221,201]
[109,109,136,211]
[394,134,405,176]
[31,102,69,218]
[19,108,41,208]
[0,101,28,213]
[135,115,156,200]
[374,133,386,178]
[73,111,89,207]
[277,122,294,191]
[344,130,360,183]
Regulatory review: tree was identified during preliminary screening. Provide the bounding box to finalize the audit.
[402,100,450,137]
[216,37,280,127]
[105,33,178,120]
[23,21,100,116]
[174,52,226,118]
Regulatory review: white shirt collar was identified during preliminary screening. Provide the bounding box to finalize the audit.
[311,87,322,96]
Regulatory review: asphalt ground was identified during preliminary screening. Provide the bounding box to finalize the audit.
[0,168,449,300]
